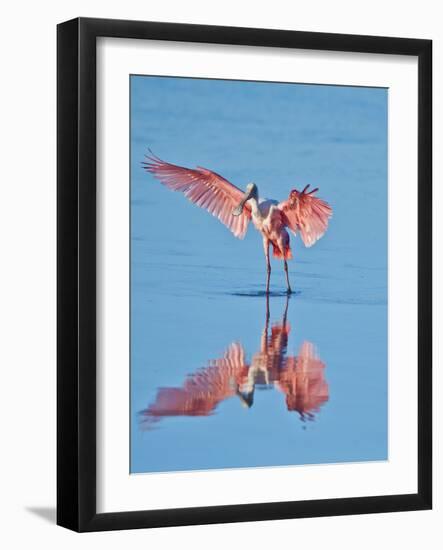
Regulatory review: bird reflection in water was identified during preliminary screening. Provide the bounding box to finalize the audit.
[139,296,329,429]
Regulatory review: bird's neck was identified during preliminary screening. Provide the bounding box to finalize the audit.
[248,196,262,218]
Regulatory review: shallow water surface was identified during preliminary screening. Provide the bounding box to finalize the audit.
[130,76,388,473]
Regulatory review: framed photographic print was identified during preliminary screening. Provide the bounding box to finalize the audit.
[57,17,432,532]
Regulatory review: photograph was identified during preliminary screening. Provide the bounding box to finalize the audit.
[0,1,435,545]
[130,75,388,474]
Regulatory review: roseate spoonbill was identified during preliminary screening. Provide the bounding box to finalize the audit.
[143,152,332,294]
[139,295,328,429]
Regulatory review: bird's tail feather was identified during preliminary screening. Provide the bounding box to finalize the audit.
[271,242,292,260]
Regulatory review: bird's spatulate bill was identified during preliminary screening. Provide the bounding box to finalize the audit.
[232,188,252,216]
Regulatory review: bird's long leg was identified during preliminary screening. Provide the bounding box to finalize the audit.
[265,292,270,328]
[282,292,289,326]
[261,292,270,353]
[263,237,271,294]
[284,259,292,294]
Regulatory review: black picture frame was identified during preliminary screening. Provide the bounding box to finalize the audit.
[57,17,432,532]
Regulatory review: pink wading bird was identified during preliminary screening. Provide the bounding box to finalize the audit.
[139,295,329,429]
[143,152,332,294]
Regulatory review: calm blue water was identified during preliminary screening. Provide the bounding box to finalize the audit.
[130,75,388,474]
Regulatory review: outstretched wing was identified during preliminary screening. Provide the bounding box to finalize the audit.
[142,152,251,239]
[279,185,332,247]
[139,343,248,428]
[276,342,329,420]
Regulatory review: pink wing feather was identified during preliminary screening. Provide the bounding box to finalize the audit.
[279,185,332,247]
[142,153,251,239]
[139,343,248,427]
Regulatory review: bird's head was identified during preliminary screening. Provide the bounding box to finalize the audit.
[232,183,258,216]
